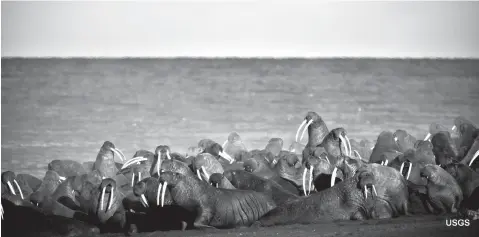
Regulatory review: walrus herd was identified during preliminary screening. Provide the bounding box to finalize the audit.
[1,111,479,236]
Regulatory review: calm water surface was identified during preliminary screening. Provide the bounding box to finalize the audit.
[2,58,479,178]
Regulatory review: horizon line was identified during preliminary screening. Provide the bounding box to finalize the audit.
[2,56,479,60]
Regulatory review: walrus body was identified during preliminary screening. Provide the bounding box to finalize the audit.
[158,171,276,229]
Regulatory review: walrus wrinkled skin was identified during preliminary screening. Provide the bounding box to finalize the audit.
[442,163,479,210]
[420,164,463,214]
[257,170,378,226]
[332,158,409,218]
[223,170,299,205]
[158,171,276,229]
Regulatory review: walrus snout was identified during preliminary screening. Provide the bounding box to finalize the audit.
[102,141,126,162]
[98,178,116,212]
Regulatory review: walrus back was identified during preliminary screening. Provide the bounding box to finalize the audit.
[211,188,276,228]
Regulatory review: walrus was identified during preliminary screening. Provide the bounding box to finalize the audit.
[157,171,276,229]
[92,141,126,179]
[420,164,463,214]
[132,178,195,231]
[30,170,64,206]
[256,169,378,226]
[264,137,283,158]
[78,178,130,233]
[1,171,29,201]
[393,129,417,153]
[208,173,236,190]
[442,163,479,210]
[222,132,248,162]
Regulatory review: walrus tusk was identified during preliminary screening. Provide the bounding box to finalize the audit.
[222,140,228,150]
[394,136,398,143]
[156,183,163,206]
[7,181,16,195]
[0,203,3,220]
[364,185,367,199]
[107,187,114,212]
[138,172,142,182]
[219,151,235,164]
[372,185,378,196]
[300,119,313,142]
[384,159,389,166]
[424,133,431,141]
[302,168,308,196]
[406,163,413,180]
[140,194,149,208]
[295,119,308,142]
[197,169,203,181]
[331,167,338,187]
[452,125,456,131]
[380,161,384,166]
[121,157,148,169]
[161,182,167,207]
[345,135,352,156]
[400,162,405,174]
[110,147,126,162]
[469,150,479,166]
[131,173,135,187]
[100,186,106,211]
[156,158,160,177]
[215,183,218,188]
[166,150,172,160]
[308,166,314,195]
[13,180,24,200]
[353,150,362,160]
[339,135,349,157]
[59,176,66,181]
[201,166,210,182]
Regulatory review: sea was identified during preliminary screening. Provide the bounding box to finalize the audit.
[1,58,479,178]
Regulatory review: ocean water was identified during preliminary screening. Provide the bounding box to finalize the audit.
[1,58,479,178]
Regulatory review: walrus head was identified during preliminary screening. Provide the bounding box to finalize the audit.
[192,153,224,182]
[322,128,352,158]
[160,159,194,177]
[356,171,378,200]
[295,111,329,146]
[203,142,235,164]
[222,132,243,149]
[133,178,172,208]
[99,141,126,163]
[1,171,25,200]
[393,130,416,153]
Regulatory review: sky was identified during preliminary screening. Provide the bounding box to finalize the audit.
[2,1,479,58]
